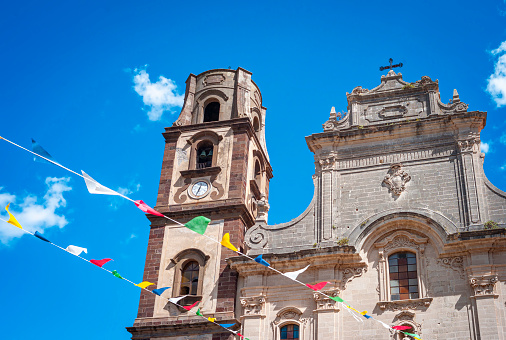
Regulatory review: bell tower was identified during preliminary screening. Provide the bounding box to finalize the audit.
[128,67,272,339]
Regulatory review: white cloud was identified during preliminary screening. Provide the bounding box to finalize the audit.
[133,67,184,121]
[109,182,141,210]
[487,41,506,107]
[481,141,490,154]
[0,177,71,245]
[500,134,506,145]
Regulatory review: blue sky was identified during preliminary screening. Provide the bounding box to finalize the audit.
[1,1,505,339]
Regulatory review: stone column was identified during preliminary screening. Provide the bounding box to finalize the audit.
[469,275,500,339]
[240,295,266,340]
[313,290,340,340]
[457,138,481,225]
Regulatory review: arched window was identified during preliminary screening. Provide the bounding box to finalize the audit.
[389,252,418,300]
[280,324,299,340]
[203,102,220,122]
[395,324,416,340]
[180,261,199,296]
[196,141,213,169]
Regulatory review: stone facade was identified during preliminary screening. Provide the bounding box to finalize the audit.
[128,68,506,340]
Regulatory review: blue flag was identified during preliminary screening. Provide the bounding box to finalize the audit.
[254,254,270,267]
[31,139,56,164]
[34,231,50,243]
[153,287,170,296]
[218,323,235,328]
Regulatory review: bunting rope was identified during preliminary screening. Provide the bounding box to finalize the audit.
[0,136,421,340]
[0,216,249,339]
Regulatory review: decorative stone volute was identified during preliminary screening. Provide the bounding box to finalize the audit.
[240,295,266,316]
[313,289,341,311]
[469,275,498,297]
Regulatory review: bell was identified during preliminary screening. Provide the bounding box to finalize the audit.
[208,149,213,156]
[200,150,207,157]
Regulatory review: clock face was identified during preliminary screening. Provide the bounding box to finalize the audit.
[191,181,209,197]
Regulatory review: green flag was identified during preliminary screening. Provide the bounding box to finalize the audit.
[196,308,203,316]
[404,333,421,339]
[112,270,123,279]
[184,216,211,235]
[330,296,344,303]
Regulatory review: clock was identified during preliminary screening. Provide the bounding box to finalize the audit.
[189,180,210,199]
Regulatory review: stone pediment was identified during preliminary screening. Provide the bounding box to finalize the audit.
[322,71,470,131]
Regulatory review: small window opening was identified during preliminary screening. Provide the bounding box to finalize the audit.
[389,252,418,300]
[253,116,260,133]
[196,142,213,169]
[280,324,299,340]
[254,161,262,185]
[204,102,220,122]
[180,261,199,295]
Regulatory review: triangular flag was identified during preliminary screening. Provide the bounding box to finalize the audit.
[66,245,88,256]
[135,281,154,289]
[330,296,344,303]
[182,301,199,311]
[168,295,188,304]
[360,311,372,319]
[218,323,235,328]
[237,333,243,337]
[112,270,123,279]
[392,326,412,331]
[34,231,50,243]
[81,171,119,196]
[283,265,310,280]
[184,216,210,235]
[220,233,238,252]
[377,320,393,330]
[208,317,216,322]
[134,200,165,217]
[32,139,57,164]
[5,204,23,229]
[403,332,421,339]
[306,281,329,291]
[90,258,112,267]
[254,254,270,267]
[153,287,171,296]
[196,308,203,316]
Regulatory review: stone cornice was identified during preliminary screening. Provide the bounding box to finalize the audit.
[306,111,486,153]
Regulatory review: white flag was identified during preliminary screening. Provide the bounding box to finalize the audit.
[66,245,88,256]
[377,320,392,330]
[283,265,310,280]
[168,295,188,305]
[81,170,119,196]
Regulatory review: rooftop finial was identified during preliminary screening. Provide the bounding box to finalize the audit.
[380,58,403,72]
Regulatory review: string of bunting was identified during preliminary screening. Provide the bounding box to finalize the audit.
[0,136,421,340]
[0,210,249,339]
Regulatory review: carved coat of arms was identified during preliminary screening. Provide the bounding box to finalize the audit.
[383,163,411,195]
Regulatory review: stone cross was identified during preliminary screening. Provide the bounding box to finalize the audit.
[379,58,403,71]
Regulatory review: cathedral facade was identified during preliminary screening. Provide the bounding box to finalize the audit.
[127,68,506,340]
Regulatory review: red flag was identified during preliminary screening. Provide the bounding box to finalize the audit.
[90,258,112,267]
[237,332,243,337]
[134,200,164,217]
[392,326,412,331]
[306,281,329,291]
[182,301,199,311]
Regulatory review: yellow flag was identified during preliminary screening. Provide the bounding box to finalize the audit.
[360,310,368,315]
[208,317,216,322]
[135,281,154,289]
[220,233,238,252]
[5,204,23,229]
